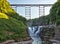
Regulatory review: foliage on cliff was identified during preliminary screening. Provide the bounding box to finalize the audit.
[0,0,27,24]
[50,0,60,25]
[0,0,28,42]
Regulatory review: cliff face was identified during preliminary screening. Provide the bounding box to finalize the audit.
[0,0,27,42]
[50,0,60,40]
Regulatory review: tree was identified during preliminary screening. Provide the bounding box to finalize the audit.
[0,0,28,42]
[50,0,60,25]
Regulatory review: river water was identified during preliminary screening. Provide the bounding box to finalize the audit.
[28,26,43,44]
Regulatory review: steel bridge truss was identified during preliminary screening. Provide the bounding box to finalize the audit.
[11,4,53,19]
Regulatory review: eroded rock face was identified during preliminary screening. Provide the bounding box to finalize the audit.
[54,27,60,40]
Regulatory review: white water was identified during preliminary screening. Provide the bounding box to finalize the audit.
[28,26,43,44]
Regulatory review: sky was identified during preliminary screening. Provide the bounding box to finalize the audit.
[8,0,57,19]
[8,0,57,4]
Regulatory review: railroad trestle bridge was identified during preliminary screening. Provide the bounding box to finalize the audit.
[11,4,53,19]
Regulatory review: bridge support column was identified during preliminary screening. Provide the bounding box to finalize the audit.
[39,6,45,17]
[43,6,45,16]
[39,6,40,17]
[25,6,31,19]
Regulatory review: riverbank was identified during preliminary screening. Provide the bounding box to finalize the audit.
[1,39,60,44]
[0,40,32,44]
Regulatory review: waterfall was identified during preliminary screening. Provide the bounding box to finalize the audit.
[28,26,43,44]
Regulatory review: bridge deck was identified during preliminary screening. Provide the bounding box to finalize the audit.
[11,4,53,7]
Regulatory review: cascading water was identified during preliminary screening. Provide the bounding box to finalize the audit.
[28,26,43,44]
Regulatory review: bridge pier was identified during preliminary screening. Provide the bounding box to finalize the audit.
[25,6,31,19]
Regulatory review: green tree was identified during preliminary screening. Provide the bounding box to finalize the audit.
[50,0,60,25]
[0,0,28,42]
